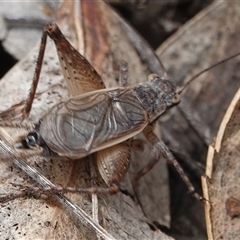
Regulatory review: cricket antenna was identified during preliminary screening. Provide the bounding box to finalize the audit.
[176,52,240,95]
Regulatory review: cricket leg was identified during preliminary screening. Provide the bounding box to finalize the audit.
[0,142,131,203]
[133,124,202,200]
[0,181,122,204]
[0,29,47,121]
[119,61,128,87]
[21,26,49,120]
[0,152,130,201]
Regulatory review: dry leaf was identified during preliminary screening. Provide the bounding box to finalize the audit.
[203,86,240,239]
[155,1,240,237]
[0,1,61,60]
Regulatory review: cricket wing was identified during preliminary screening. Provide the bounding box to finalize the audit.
[40,88,148,158]
[46,22,105,96]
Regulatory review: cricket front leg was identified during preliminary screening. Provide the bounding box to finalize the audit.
[134,124,202,201]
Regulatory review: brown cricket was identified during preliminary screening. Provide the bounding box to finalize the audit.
[1,22,238,200]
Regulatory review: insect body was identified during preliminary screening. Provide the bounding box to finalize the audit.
[0,22,208,198]
[27,76,179,159]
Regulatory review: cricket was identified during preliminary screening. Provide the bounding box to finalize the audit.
[0,22,201,200]
[0,22,239,205]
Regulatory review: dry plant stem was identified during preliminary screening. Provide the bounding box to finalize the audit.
[89,160,100,239]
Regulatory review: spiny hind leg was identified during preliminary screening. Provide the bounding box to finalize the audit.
[0,24,49,121]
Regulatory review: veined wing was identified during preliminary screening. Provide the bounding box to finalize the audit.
[48,23,105,96]
[40,88,148,158]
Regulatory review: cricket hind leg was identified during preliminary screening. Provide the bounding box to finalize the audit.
[133,124,203,201]
[0,184,119,204]
[0,174,125,204]
[0,24,48,121]
[0,132,131,203]
[21,25,48,120]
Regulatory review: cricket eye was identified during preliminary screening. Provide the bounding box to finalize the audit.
[26,132,39,147]
[172,93,181,104]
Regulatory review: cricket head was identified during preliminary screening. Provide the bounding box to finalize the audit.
[145,51,240,122]
[134,74,182,122]
[148,73,181,107]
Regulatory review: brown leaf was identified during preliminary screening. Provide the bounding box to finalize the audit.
[155,1,240,237]
[203,86,240,239]
[157,1,240,159]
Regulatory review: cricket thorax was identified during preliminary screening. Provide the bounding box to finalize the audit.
[133,75,179,122]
